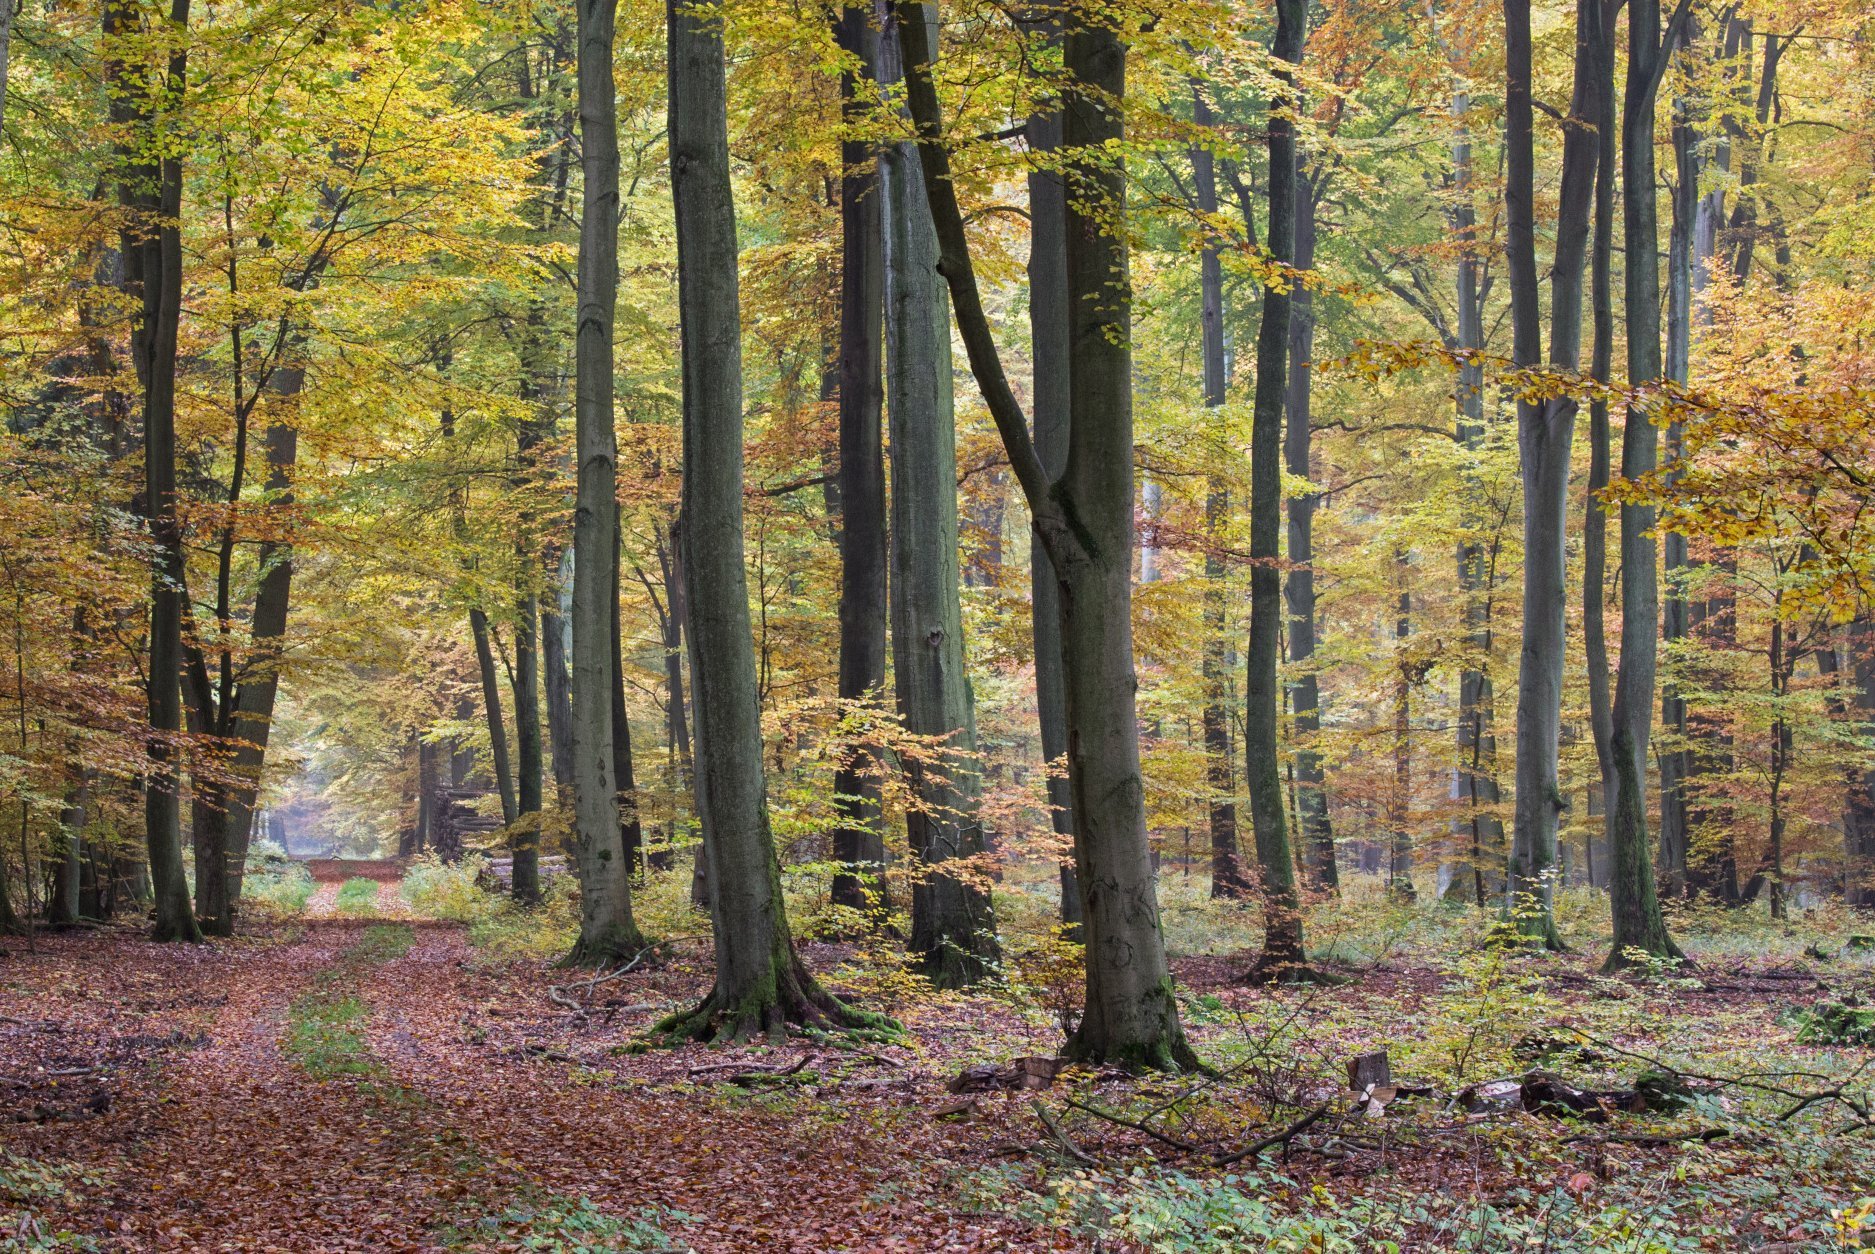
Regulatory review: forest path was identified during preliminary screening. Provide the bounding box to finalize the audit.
[3,914,1064,1252]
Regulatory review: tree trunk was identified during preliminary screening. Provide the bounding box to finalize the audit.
[470,608,519,826]
[1605,0,1684,969]
[896,0,1193,1066]
[565,0,641,965]
[1389,551,1416,899]
[541,585,576,802]
[1189,84,1248,900]
[612,512,644,875]
[110,0,200,943]
[1284,166,1335,893]
[1583,0,1618,884]
[661,0,874,1040]
[510,587,543,902]
[1505,0,1601,949]
[1244,0,1312,979]
[831,1,889,918]
[1025,35,1081,932]
[1448,83,1503,906]
[1842,618,1875,905]
[880,14,998,987]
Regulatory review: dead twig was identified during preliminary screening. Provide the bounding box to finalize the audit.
[1213,1103,1332,1166]
[1032,1098,1097,1166]
[1062,1096,1202,1153]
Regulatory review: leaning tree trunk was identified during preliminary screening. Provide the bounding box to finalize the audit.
[1189,83,1249,900]
[830,1,889,918]
[470,608,519,826]
[111,0,200,943]
[660,0,878,1041]
[1284,165,1335,893]
[1605,0,1684,970]
[565,0,642,966]
[1244,0,1312,979]
[880,14,998,987]
[1504,0,1600,949]
[1024,30,1082,933]
[897,0,1194,1069]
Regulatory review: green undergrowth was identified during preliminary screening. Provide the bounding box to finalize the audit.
[284,924,415,1085]
[334,877,382,915]
[0,1152,101,1252]
[444,1193,696,1253]
[243,859,316,916]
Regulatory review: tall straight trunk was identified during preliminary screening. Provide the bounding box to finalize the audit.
[415,735,437,853]
[541,587,576,801]
[611,513,644,874]
[1245,0,1311,977]
[1505,0,1602,949]
[510,588,543,902]
[1389,552,1416,899]
[1583,0,1618,868]
[1605,0,1684,969]
[1657,34,1697,896]
[110,0,199,943]
[566,0,642,965]
[831,2,889,916]
[661,0,872,1040]
[898,0,1194,1068]
[880,18,998,985]
[1189,83,1248,900]
[1025,34,1081,931]
[1448,84,1503,905]
[1284,166,1335,892]
[1842,618,1875,905]
[53,774,88,926]
[470,609,519,825]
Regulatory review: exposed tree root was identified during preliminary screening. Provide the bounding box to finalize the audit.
[1243,953,1348,987]
[650,957,897,1048]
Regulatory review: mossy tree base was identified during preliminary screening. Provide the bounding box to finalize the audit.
[651,956,896,1047]
[558,924,648,971]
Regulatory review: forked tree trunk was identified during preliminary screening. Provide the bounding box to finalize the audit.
[1189,82,1248,900]
[831,2,889,917]
[1024,33,1081,933]
[1504,0,1602,949]
[897,0,1194,1068]
[110,0,199,943]
[1605,0,1685,970]
[661,0,878,1040]
[565,0,642,965]
[1244,0,1312,979]
[880,13,998,987]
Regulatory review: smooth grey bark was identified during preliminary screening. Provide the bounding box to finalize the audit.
[1283,165,1335,893]
[109,0,200,943]
[566,0,641,965]
[1842,618,1875,906]
[880,18,998,985]
[611,513,644,874]
[831,2,889,917]
[511,587,543,902]
[660,0,872,1039]
[1244,0,1312,979]
[1583,0,1618,878]
[470,608,519,826]
[1025,37,1082,932]
[541,590,576,801]
[1605,0,1686,969]
[1446,83,1503,905]
[1504,0,1602,949]
[897,0,1194,1068]
[1189,82,1249,900]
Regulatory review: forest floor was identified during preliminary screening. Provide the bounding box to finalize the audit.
[2,861,1874,1251]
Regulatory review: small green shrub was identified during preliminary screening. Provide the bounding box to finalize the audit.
[473,1196,693,1253]
[1793,995,1875,1046]
[244,860,315,914]
[401,854,496,923]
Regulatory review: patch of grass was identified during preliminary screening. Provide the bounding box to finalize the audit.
[334,877,381,915]
[285,991,378,1080]
[349,923,416,963]
[0,1151,100,1252]
[459,1195,694,1253]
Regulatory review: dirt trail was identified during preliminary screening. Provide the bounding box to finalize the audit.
[2,908,1064,1252]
